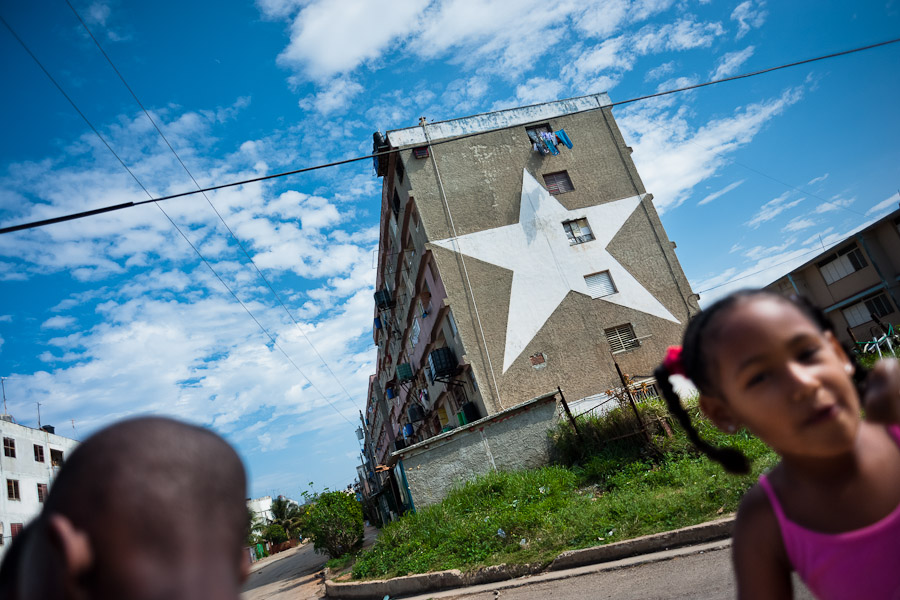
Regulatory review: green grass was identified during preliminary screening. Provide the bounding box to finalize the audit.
[351,400,777,580]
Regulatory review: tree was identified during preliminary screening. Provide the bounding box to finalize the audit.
[299,490,364,559]
[263,523,288,545]
[246,507,265,545]
[270,496,304,539]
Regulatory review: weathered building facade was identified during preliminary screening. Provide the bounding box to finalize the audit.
[365,93,699,462]
[765,207,900,347]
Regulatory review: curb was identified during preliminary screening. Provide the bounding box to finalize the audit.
[549,515,734,571]
[324,516,734,599]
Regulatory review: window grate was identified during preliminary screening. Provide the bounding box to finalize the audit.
[543,171,574,195]
[605,323,640,353]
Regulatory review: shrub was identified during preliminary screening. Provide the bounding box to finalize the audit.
[264,523,288,545]
[301,491,364,559]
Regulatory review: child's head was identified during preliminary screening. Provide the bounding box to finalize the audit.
[7,417,248,600]
[655,289,863,473]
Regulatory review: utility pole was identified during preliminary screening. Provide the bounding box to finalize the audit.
[0,377,8,416]
[36,401,42,428]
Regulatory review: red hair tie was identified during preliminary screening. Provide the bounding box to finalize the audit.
[663,346,686,377]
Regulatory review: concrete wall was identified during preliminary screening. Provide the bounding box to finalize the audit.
[0,420,79,556]
[394,392,560,508]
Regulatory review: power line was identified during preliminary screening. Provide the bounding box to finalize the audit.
[696,246,825,294]
[0,13,356,427]
[63,0,363,413]
[1,36,898,235]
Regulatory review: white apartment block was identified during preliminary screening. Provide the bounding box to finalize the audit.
[0,417,79,556]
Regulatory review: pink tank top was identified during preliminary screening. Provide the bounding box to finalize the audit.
[758,425,900,600]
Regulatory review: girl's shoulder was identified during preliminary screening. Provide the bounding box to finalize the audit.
[732,476,794,598]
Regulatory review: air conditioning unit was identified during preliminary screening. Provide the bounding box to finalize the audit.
[374,289,393,310]
[427,347,457,381]
[407,404,425,423]
[396,363,414,382]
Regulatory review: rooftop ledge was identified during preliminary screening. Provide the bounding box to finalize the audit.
[385,92,611,149]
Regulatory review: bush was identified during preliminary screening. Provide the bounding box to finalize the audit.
[264,523,288,545]
[301,491,364,559]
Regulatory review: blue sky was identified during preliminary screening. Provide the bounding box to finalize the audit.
[0,0,898,499]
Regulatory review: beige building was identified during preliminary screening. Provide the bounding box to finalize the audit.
[366,93,699,458]
[766,207,900,347]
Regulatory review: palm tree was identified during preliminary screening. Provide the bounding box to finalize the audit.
[270,496,303,539]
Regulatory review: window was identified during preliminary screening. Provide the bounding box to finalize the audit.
[37,483,48,503]
[447,309,458,338]
[10,523,23,540]
[584,271,616,297]
[413,146,429,159]
[563,217,594,245]
[817,243,867,285]
[391,189,401,216]
[34,444,44,462]
[525,124,552,145]
[605,323,640,353]
[410,318,421,348]
[843,293,895,328]
[7,479,20,501]
[50,449,64,467]
[3,437,14,458]
[0,523,3,546]
[543,171,574,195]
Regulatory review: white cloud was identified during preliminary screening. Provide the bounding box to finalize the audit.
[698,179,745,205]
[866,192,899,215]
[298,77,364,115]
[814,194,855,214]
[41,316,77,330]
[645,61,676,81]
[746,191,804,228]
[807,173,829,186]
[731,0,767,39]
[710,45,754,80]
[276,0,427,81]
[619,86,803,212]
[782,216,817,233]
[515,77,566,106]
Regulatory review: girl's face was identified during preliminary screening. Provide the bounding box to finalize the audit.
[700,296,861,459]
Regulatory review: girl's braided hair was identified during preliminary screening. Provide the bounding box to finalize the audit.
[653,289,867,474]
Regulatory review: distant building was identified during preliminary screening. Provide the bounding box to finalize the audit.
[365,93,698,469]
[246,495,274,525]
[0,417,79,556]
[765,207,900,346]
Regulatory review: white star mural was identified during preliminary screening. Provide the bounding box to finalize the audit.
[432,169,679,373]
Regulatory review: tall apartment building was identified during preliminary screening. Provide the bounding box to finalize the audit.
[365,94,699,467]
[766,207,900,346]
[0,417,79,556]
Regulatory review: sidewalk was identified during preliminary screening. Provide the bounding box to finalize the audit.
[325,516,735,599]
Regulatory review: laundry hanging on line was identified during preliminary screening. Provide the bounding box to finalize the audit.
[528,128,574,154]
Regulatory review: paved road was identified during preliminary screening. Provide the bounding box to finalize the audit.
[408,542,814,600]
[241,543,327,600]
[242,538,814,600]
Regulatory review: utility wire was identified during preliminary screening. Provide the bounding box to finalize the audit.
[64,0,363,412]
[1,36,898,235]
[1,13,356,426]
[696,245,826,294]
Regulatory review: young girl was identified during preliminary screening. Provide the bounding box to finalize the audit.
[654,289,900,599]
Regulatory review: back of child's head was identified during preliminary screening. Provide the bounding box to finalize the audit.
[654,289,865,474]
[7,416,248,600]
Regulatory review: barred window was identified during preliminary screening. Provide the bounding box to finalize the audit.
[605,323,640,353]
[543,171,574,195]
[843,293,895,328]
